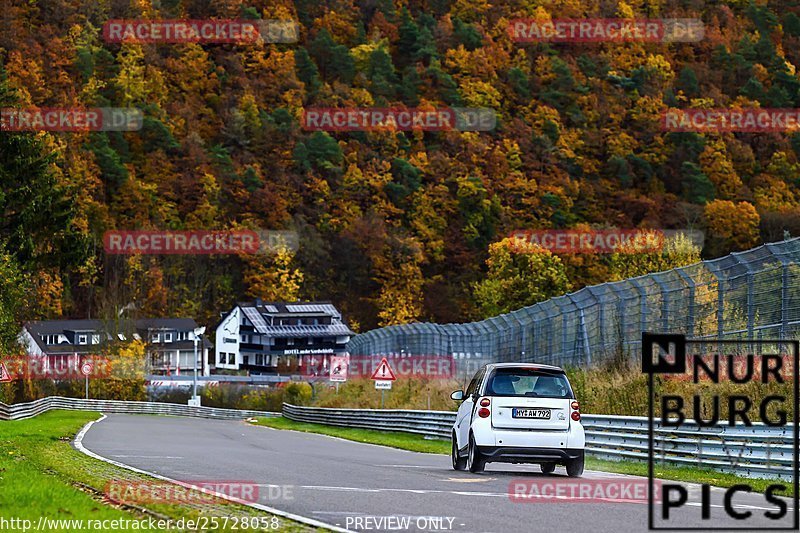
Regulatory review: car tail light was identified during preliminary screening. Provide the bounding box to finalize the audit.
[571,411,581,421]
[571,401,580,410]
[478,408,491,418]
[479,398,490,407]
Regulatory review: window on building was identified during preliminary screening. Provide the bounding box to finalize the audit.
[243,355,249,365]
[287,338,294,346]
[218,352,226,364]
[228,353,235,364]
[177,331,188,341]
[118,333,126,341]
[78,334,87,345]
[307,337,314,345]
[151,333,160,343]
[91,334,100,345]
[164,333,173,343]
[256,354,263,365]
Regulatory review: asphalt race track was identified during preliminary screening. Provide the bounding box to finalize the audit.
[80,414,797,533]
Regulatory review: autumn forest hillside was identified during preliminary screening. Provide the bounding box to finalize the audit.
[1,0,799,348]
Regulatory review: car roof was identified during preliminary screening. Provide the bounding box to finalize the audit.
[483,362,565,372]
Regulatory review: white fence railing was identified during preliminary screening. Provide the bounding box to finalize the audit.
[282,404,796,481]
[0,396,280,421]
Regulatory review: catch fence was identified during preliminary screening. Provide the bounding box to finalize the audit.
[348,239,800,371]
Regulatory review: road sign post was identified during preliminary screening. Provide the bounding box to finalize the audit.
[81,362,93,400]
[0,362,11,383]
[371,358,396,409]
[329,355,349,383]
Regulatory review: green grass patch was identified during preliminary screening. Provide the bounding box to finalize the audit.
[253,417,794,497]
[0,411,152,528]
[252,416,451,454]
[0,411,316,532]
[585,457,795,497]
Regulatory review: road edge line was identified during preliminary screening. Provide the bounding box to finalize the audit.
[73,414,355,533]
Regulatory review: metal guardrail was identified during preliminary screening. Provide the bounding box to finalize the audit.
[0,396,280,421]
[283,404,796,481]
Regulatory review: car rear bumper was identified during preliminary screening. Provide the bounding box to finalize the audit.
[478,446,583,463]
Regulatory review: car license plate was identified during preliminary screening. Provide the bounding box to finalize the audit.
[512,408,551,419]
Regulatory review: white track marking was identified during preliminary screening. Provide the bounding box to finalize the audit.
[74,415,355,533]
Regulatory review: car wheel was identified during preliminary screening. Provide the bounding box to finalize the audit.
[540,462,556,474]
[452,434,467,471]
[566,452,584,478]
[467,434,485,473]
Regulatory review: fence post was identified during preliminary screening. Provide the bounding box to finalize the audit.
[731,252,756,345]
[782,263,789,339]
[585,286,604,357]
[608,282,629,359]
[651,274,670,332]
[629,278,648,335]
[676,267,696,337]
[579,308,591,366]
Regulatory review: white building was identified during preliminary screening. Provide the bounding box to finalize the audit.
[214,301,353,375]
[20,318,211,377]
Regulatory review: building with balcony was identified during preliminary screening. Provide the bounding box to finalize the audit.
[214,301,354,375]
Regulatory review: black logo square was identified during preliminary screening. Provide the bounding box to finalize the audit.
[642,333,686,374]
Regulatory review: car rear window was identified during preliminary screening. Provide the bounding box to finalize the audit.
[485,368,573,398]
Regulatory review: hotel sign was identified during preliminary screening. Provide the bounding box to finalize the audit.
[282,348,334,356]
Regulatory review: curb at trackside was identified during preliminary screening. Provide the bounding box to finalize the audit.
[73,414,355,533]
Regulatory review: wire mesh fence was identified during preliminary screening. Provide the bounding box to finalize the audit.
[347,238,800,373]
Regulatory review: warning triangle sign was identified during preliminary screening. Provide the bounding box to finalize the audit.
[370,357,397,381]
[0,362,11,383]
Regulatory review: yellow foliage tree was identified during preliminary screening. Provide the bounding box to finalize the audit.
[704,200,761,253]
[699,140,743,200]
[376,262,425,326]
[243,248,304,302]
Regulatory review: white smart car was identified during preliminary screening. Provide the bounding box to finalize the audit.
[450,363,585,476]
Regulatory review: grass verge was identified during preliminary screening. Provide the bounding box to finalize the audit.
[252,416,450,454]
[252,416,794,497]
[0,410,317,532]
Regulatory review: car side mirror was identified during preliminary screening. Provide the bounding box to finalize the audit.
[450,390,464,401]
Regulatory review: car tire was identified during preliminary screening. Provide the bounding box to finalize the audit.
[540,462,556,474]
[467,434,485,473]
[452,434,467,471]
[566,452,584,478]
